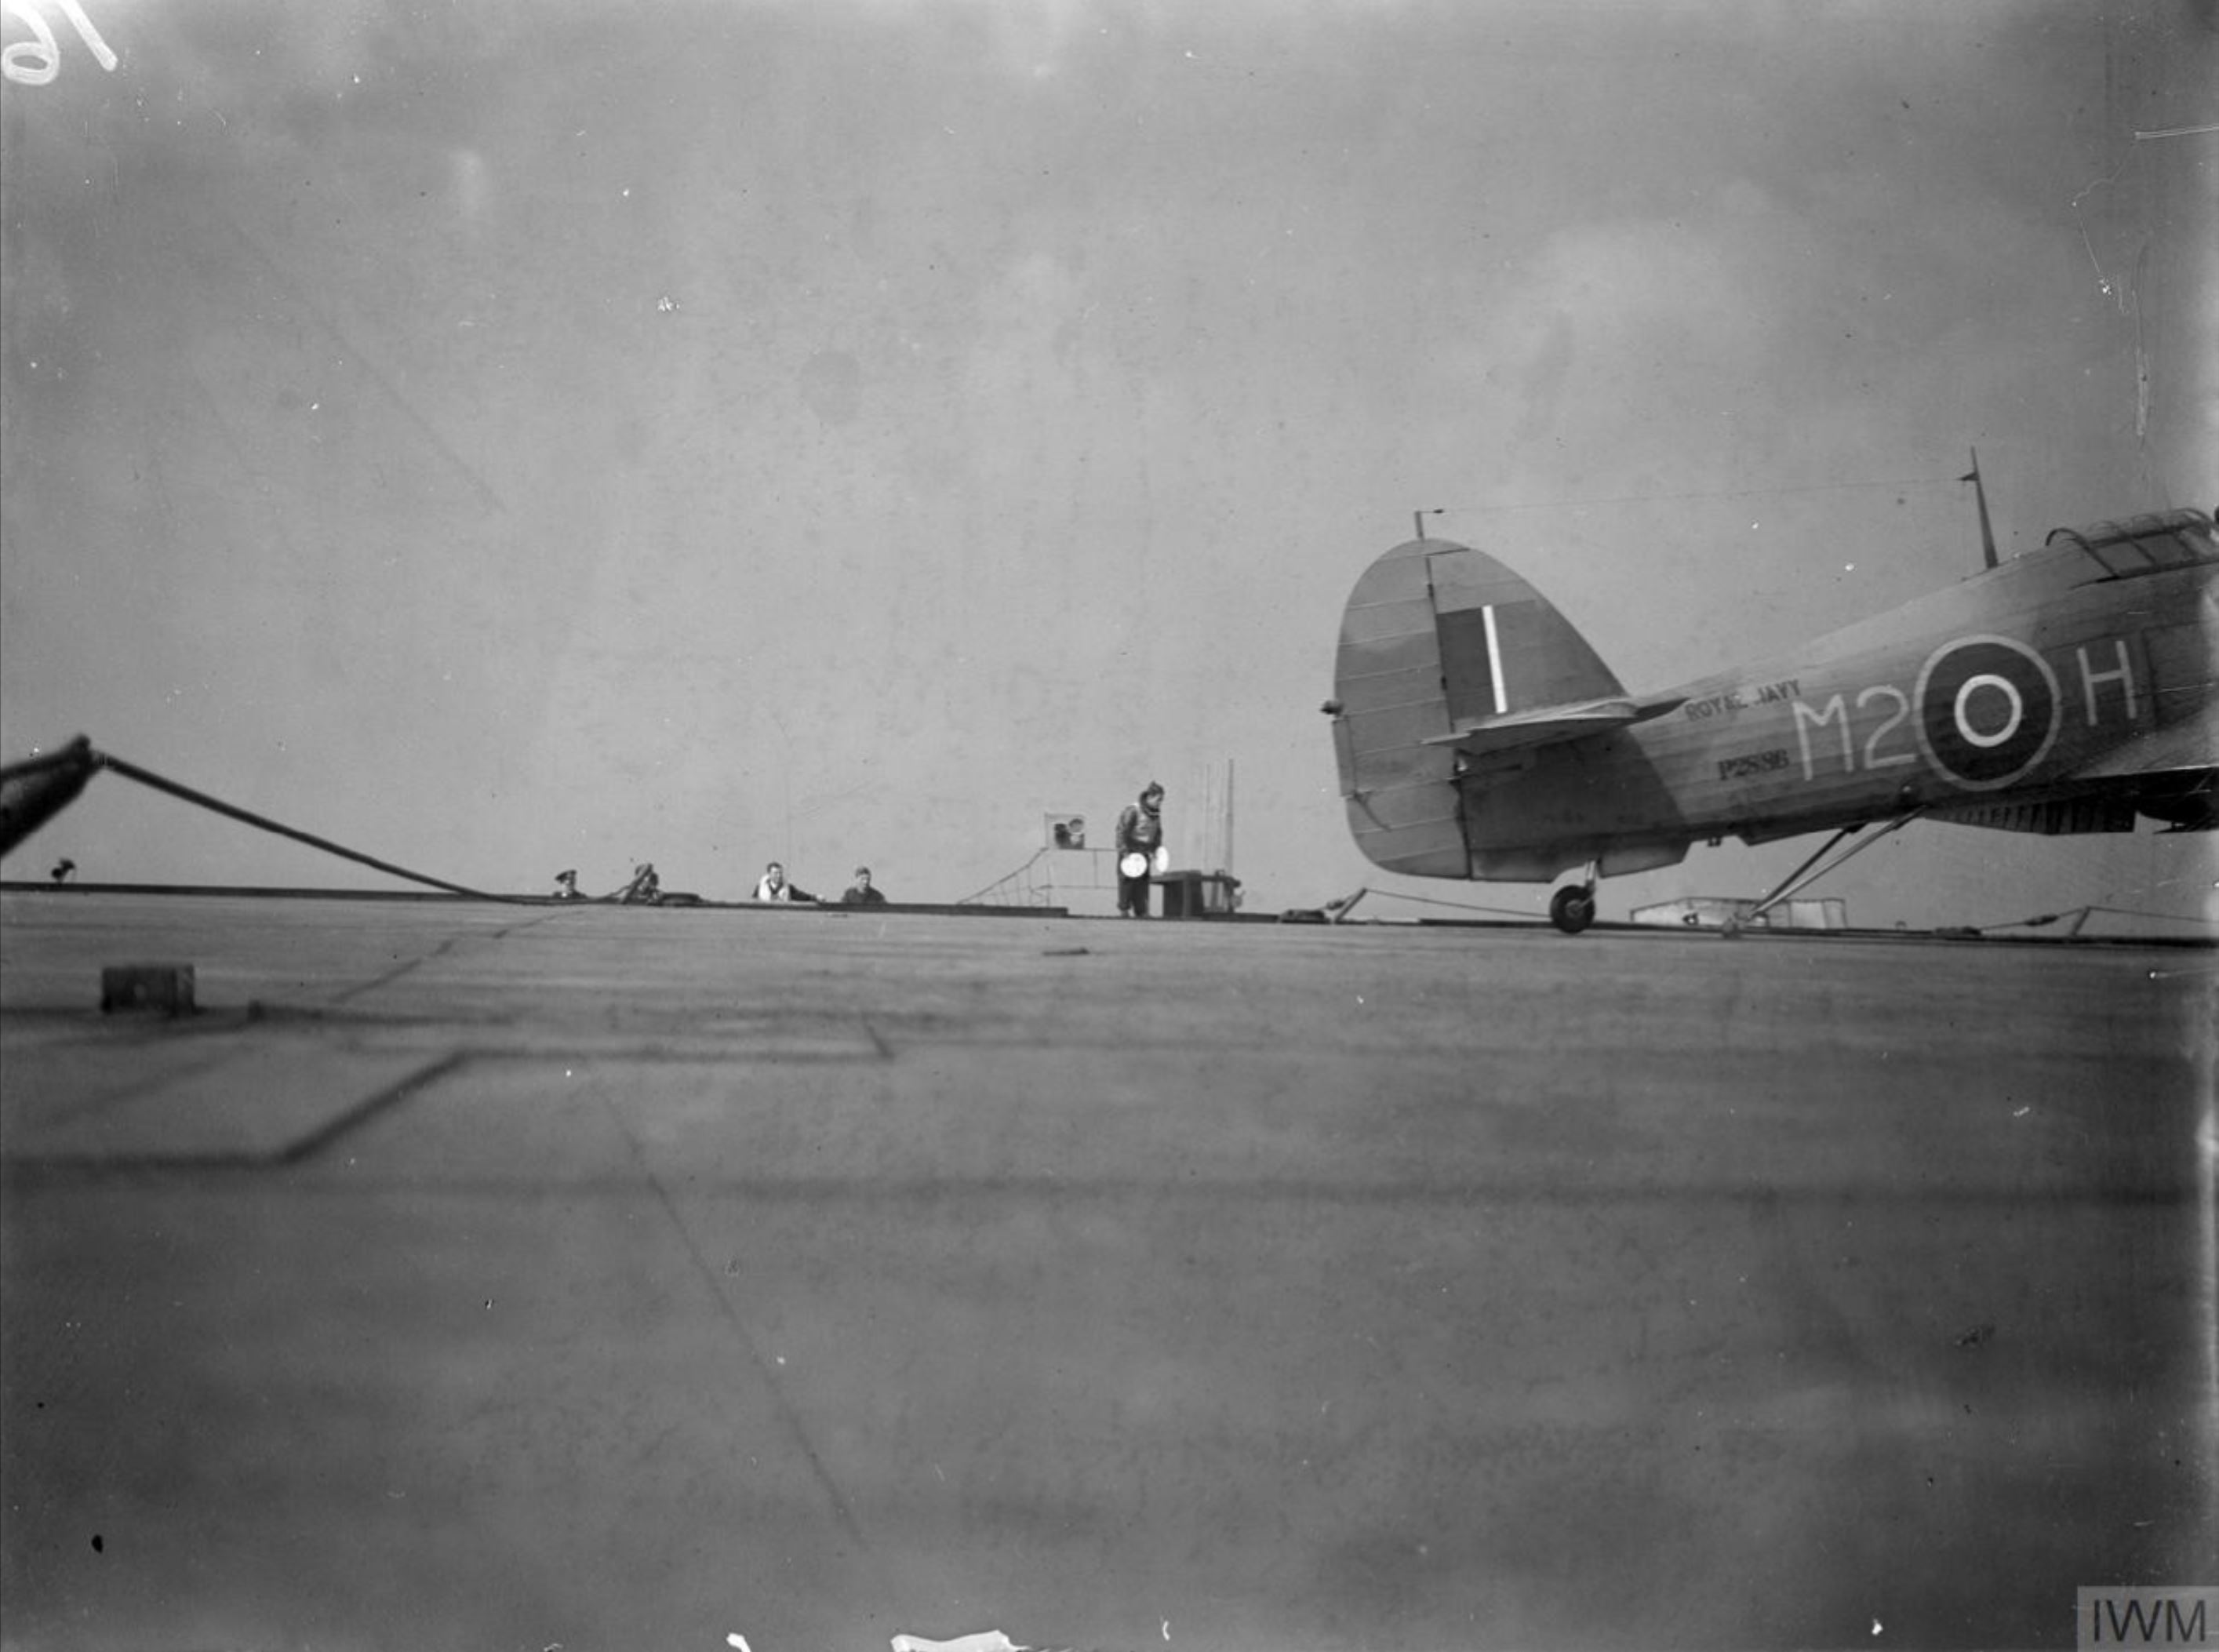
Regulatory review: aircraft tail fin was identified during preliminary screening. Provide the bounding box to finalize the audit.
[1329,538,1633,876]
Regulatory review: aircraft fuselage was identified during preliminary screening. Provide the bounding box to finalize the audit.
[1464,551,2209,879]
[1330,509,2217,890]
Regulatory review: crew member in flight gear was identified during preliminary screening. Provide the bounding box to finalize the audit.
[1115,781,1166,917]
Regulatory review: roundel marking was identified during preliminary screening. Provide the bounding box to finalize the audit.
[1914,635,2060,790]
[1952,674,2024,748]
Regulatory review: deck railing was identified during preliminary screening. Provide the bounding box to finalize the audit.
[959,848,1121,908]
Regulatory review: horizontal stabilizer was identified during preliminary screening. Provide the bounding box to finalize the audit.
[1421,696,1642,758]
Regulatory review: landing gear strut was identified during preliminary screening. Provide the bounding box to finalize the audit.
[1548,871,1598,935]
[1723,806,1926,935]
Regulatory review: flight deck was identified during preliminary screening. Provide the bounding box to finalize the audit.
[2,892,2211,1650]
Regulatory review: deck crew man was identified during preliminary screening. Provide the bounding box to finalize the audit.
[754,862,815,902]
[1115,782,1166,918]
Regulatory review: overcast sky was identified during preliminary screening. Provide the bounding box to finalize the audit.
[2,0,2213,926]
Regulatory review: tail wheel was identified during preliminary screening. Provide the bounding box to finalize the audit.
[1548,886,1596,935]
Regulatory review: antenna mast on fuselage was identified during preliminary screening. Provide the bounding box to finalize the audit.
[1959,449,1999,570]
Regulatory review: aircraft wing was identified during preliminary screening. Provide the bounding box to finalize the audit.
[2065,706,2218,781]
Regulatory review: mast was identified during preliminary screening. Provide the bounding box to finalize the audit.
[1224,757,1235,877]
[1959,449,1999,570]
